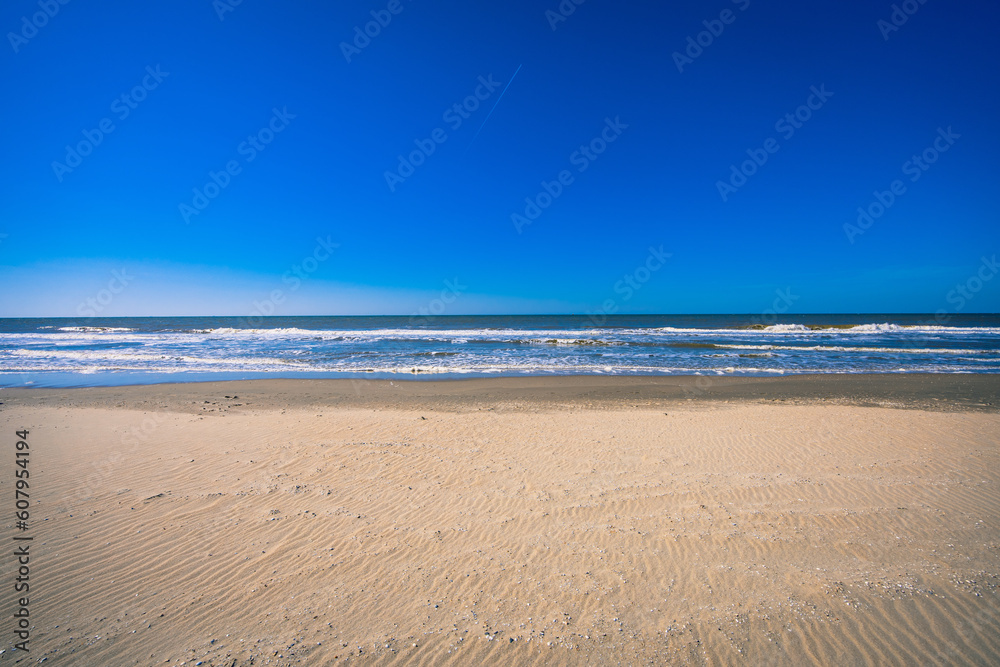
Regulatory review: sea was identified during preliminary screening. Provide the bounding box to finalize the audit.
[1,314,998,387]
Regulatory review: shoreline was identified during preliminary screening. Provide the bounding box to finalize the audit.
[2,372,998,412]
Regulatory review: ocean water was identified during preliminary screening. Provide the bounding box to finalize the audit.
[1,315,998,387]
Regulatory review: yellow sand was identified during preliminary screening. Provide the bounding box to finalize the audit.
[3,386,999,665]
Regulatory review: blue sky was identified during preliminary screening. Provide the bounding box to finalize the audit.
[1,0,998,317]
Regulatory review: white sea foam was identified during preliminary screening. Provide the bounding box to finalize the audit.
[845,323,904,333]
[653,324,1000,335]
[7,348,310,369]
[4,323,999,345]
[57,326,136,333]
[715,344,993,355]
[760,324,810,333]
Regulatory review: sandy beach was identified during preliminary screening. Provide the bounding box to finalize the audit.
[2,375,999,665]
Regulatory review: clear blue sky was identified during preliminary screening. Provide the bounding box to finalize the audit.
[1,0,998,317]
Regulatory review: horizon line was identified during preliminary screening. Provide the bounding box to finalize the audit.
[2,313,999,319]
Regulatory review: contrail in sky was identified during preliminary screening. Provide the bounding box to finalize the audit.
[466,63,523,153]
